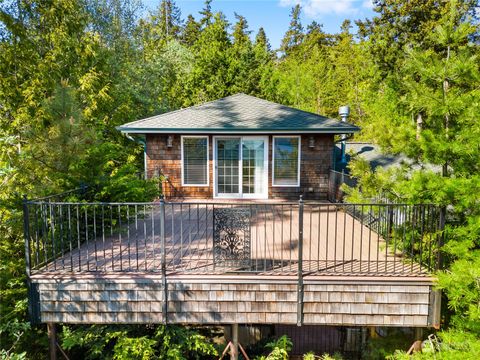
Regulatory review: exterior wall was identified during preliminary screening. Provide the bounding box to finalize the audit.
[269,134,333,200]
[145,134,334,200]
[31,275,439,327]
[146,134,213,199]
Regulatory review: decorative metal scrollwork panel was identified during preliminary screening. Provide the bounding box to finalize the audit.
[213,208,251,267]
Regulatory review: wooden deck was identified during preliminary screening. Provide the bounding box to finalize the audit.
[26,201,441,328]
[37,203,427,276]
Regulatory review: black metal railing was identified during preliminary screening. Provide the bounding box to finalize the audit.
[23,198,444,277]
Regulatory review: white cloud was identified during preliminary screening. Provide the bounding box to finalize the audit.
[362,0,374,9]
[279,0,301,6]
[279,0,359,16]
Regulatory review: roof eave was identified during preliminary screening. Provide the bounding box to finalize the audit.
[116,127,360,134]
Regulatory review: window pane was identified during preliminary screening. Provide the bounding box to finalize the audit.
[217,139,240,194]
[183,137,208,185]
[273,137,299,186]
[242,140,265,194]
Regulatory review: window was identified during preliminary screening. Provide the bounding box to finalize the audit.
[182,136,209,186]
[272,136,300,187]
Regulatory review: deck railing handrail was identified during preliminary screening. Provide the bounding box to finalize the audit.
[25,200,438,206]
[23,197,445,277]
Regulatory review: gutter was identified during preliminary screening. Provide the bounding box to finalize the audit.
[334,133,354,143]
[115,127,360,135]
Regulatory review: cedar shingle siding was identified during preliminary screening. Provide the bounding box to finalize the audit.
[34,276,436,327]
[146,134,334,200]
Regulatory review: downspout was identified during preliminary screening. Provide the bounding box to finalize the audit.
[333,133,354,171]
[126,134,147,179]
[331,105,352,172]
[338,105,351,165]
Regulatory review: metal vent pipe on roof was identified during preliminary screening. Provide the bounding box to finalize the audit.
[339,106,350,164]
[339,105,350,122]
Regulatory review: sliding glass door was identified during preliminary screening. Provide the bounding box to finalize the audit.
[216,138,241,197]
[215,137,268,199]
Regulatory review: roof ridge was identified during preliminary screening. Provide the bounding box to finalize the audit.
[250,95,338,121]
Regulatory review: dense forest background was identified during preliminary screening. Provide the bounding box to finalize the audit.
[1,0,479,358]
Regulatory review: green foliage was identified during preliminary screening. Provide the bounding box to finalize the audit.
[385,330,480,359]
[363,329,417,359]
[1,0,479,357]
[280,5,303,55]
[303,353,344,360]
[437,252,480,333]
[345,0,480,355]
[61,325,217,359]
[184,12,232,104]
[256,335,293,360]
[356,0,479,75]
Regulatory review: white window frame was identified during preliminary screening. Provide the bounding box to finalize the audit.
[213,136,269,199]
[181,135,209,187]
[272,135,301,187]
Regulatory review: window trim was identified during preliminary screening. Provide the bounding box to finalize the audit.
[181,135,209,187]
[272,135,301,187]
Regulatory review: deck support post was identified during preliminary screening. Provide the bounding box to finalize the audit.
[414,328,424,341]
[230,323,239,360]
[47,322,57,360]
[297,196,304,326]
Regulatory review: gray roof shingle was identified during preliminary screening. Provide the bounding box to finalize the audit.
[117,93,359,134]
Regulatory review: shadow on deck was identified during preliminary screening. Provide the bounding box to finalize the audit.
[25,201,441,277]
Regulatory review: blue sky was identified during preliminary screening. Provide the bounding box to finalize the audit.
[142,0,376,49]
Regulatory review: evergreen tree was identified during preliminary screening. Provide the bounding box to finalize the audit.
[182,14,201,46]
[255,27,271,52]
[185,12,232,104]
[280,4,303,55]
[1,0,479,356]
[252,27,275,97]
[140,0,182,50]
[356,0,479,74]
[229,13,256,94]
[158,0,182,39]
[0,0,109,354]
[199,0,213,28]
[232,13,251,46]
[327,18,370,123]
[348,1,480,341]
[85,0,142,49]
[304,21,331,48]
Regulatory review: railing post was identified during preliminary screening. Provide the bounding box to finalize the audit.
[437,206,446,270]
[23,195,31,277]
[297,195,304,326]
[160,196,167,324]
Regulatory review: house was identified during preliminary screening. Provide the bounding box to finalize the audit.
[117,93,359,200]
[24,94,443,359]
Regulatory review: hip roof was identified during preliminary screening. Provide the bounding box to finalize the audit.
[117,93,360,134]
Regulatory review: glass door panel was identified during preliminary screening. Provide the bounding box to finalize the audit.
[242,139,265,197]
[216,138,240,196]
[215,137,268,198]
